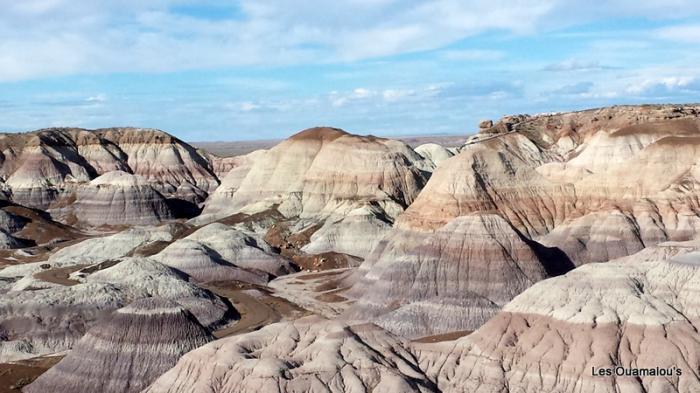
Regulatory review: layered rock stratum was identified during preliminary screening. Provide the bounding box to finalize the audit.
[0,248,232,361]
[25,298,214,393]
[151,222,294,284]
[0,127,218,216]
[145,315,437,393]
[199,127,432,259]
[345,104,700,338]
[73,171,175,226]
[1,104,700,393]
[145,242,700,393]
[24,298,214,393]
[414,244,700,393]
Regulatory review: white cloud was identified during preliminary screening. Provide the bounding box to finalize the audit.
[4,0,700,81]
[438,49,505,62]
[626,76,700,95]
[352,88,375,98]
[382,89,416,101]
[544,59,608,72]
[86,94,107,103]
[655,24,700,43]
[239,102,259,112]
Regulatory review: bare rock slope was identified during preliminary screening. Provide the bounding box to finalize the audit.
[73,171,175,226]
[0,128,218,217]
[0,253,231,361]
[200,127,432,259]
[145,316,437,393]
[144,243,700,393]
[416,245,700,393]
[25,298,214,393]
[414,143,454,167]
[152,222,294,284]
[345,104,700,338]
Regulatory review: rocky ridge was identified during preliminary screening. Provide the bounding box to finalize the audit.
[345,104,700,338]
[0,127,219,222]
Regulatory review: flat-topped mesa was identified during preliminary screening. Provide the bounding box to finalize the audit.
[417,247,700,393]
[343,104,700,338]
[0,127,219,213]
[73,171,176,226]
[25,298,215,393]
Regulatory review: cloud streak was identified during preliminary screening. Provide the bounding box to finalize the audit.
[3,0,700,82]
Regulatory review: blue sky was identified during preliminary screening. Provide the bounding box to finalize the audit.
[1,1,700,141]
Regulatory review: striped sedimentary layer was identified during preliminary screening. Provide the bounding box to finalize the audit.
[73,171,175,226]
[415,248,700,393]
[84,257,231,329]
[144,315,437,393]
[143,244,700,393]
[0,283,127,362]
[344,214,566,338]
[152,222,293,284]
[202,150,267,214]
[0,256,231,361]
[345,105,700,338]
[301,204,393,259]
[0,224,177,279]
[25,298,214,393]
[0,127,218,211]
[201,127,431,224]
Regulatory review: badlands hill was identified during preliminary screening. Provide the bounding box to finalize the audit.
[74,171,176,226]
[200,127,433,260]
[139,244,700,393]
[203,127,431,219]
[0,127,219,225]
[344,104,700,338]
[3,105,700,393]
[414,244,700,393]
[145,315,437,393]
[26,298,214,393]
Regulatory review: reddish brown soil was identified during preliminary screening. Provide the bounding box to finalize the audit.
[612,118,700,137]
[289,252,358,271]
[217,208,286,229]
[288,127,348,142]
[205,281,309,338]
[33,265,87,286]
[0,356,62,392]
[314,291,347,303]
[412,330,472,343]
[314,271,353,292]
[264,221,360,271]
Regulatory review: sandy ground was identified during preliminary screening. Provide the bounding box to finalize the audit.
[205,282,309,338]
[412,330,472,343]
[33,265,86,286]
[268,268,355,318]
[0,356,62,392]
